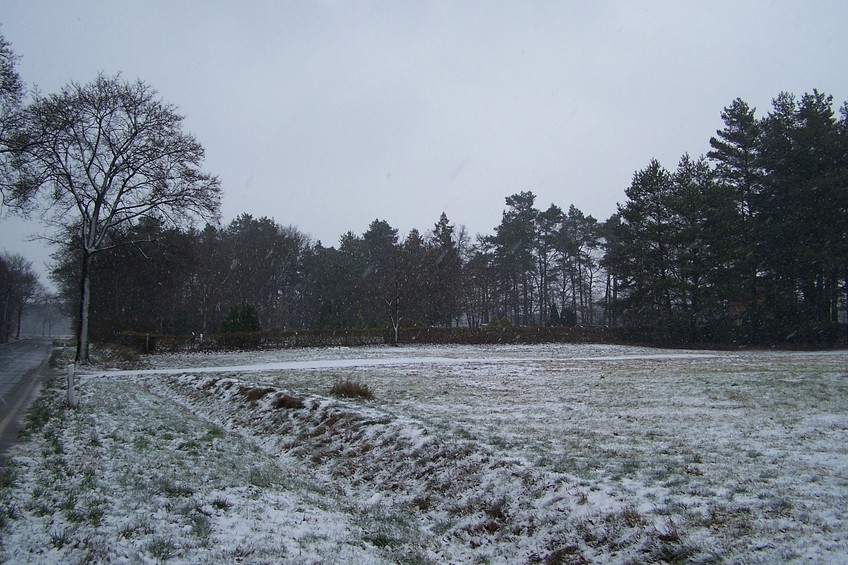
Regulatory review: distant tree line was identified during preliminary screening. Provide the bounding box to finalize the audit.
[0,252,42,342]
[1,21,845,348]
[48,90,847,347]
[607,92,848,345]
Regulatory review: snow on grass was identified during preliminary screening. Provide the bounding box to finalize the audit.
[1,343,847,563]
[0,372,394,564]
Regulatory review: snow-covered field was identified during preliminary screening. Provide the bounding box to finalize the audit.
[1,343,847,563]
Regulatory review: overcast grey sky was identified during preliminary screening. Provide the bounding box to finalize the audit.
[2,0,847,288]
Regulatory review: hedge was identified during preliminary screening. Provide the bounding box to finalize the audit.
[113,326,621,354]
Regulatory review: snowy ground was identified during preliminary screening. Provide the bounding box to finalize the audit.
[1,343,847,563]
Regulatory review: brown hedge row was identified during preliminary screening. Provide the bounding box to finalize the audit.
[113,326,620,354]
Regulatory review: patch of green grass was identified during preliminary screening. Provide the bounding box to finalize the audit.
[80,467,97,490]
[157,478,194,498]
[118,516,153,539]
[360,507,417,550]
[146,535,178,561]
[88,507,105,527]
[31,500,54,517]
[133,436,150,450]
[76,498,107,527]
[48,346,73,369]
[189,511,213,542]
[3,499,19,521]
[44,455,68,480]
[87,430,102,447]
[224,545,266,561]
[248,465,279,488]
[202,426,225,441]
[65,507,85,523]
[59,492,77,513]
[29,484,46,500]
[45,428,64,455]
[0,465,16,490]
[211,496,232,511]
[178,439,201,452]
[50,528,73,549]
[116,522,135,539]
[23,396,56,436]
[364,530,398,548]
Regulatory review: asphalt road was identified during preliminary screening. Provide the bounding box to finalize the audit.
[0,337,53,457]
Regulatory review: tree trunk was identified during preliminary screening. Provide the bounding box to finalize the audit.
[1,293,9,343]
[570,266,577,322]
[587,269,595,326]
[577,256,585,324]
[76,250,93,364]
[482,282,490,325]
[844,271,848,345]
[15,301,23,339]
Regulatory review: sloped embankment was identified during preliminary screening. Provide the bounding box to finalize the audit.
[158,373,708,564]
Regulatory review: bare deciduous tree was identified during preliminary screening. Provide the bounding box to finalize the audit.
[0,252,42,342]
[12,73,220,362]
[0,30,25,205]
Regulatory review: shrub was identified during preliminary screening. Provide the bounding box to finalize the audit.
[329,379,374,400]
[222,303,261,333]
[486,316,513,329]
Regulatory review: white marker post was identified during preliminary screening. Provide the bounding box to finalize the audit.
[66,362,76,408]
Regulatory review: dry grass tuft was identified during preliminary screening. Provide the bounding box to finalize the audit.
[272,394,304,410]
[655,517,681,543]
[619,505,645,528]
[543,545,589,565]
[329,379,374,400]
[239,386,276,402]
